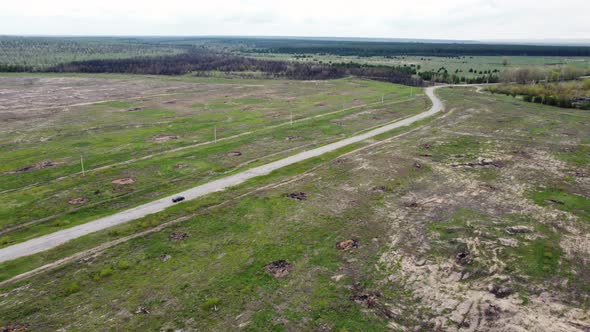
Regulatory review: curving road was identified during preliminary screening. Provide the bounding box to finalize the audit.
[0,86,445,263]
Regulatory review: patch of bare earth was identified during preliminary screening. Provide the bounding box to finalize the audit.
[3,160,62,174]
[111,177,135,185]
[376,146,589,331]
[149,134,179,142]
[68,197,88,205]
[264,260,292,278]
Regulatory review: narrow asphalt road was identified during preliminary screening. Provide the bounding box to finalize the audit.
[0,86,445,263]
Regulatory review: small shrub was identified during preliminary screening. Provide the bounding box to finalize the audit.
[0,236,11,245]
[117,260,131,270]
[63,282,81,295]
[201,298,221,311]
[94,267,114,280]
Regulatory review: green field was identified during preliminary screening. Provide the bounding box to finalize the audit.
[1,82,589,331]
[0,75,427,246]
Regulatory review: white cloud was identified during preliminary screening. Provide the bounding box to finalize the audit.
[1,0,588,40]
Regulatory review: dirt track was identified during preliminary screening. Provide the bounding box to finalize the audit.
[0,86,444,264]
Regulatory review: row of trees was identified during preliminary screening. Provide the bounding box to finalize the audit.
[418,70,499,84]
[45,51,425,85]
[487,79,590,109]
[235,38,590,57]
[500,66,588,84]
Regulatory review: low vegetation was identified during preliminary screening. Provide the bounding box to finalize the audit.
[487,78,590,109]
[1,85,589,330]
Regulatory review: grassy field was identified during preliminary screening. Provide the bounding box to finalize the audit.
[1,84,589,330]
[0,75,428,246]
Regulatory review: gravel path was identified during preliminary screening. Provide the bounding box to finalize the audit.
[0,86,444,263]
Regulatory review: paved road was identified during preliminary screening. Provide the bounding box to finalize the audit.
[0,86,444,263]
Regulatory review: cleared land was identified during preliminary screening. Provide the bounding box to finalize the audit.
[0,74,428,247]
[0,84,588,331]
[0,86,441,263]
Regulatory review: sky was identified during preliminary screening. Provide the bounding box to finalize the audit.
[1,0,589,41]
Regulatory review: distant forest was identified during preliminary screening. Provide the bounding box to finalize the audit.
[45,50,425,85]
[213,38,590,57]
[1,36,588,86]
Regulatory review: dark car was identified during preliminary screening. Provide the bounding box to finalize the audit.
[172,196,185,203]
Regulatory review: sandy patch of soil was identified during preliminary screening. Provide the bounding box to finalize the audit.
[68,197,88,205]
[150,134,179,142]
[373,145,589,331]
[111,177,135,185]
[336,239,359,251]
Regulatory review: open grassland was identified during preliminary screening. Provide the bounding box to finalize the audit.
[1,86,589,331]
[0,75,427,246]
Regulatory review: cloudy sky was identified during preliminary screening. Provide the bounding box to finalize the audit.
[1,0,588,41]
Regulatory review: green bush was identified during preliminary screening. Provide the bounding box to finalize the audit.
[117,260,131,270]
[63,282,81,295]
[201,298,221,311]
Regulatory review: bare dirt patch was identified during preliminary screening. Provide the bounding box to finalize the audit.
[150,134,179,142]
[68,197,88,205]
[159,254,172,262]
[451,157,504,168]
[4,160,61,174]
[227,151,242,157]
[127,107,145,112]
[370,186,389,194]
[336,239,359,251]
[111,177,135,185]
[134,306,150,315]
[0,324,29,332]
[264,260,292,278]
[350,284,395,319]
[169,232,189,241]
[284,192,307,201]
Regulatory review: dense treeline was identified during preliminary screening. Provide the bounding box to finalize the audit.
[202,38,590,57]
[487,79,590,109]
[0,64,33,72]
[418,69,499,84]
[0,36,183,69]
[45,51,425,85]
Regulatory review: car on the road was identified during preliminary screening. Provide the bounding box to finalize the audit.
[172,196,185,203]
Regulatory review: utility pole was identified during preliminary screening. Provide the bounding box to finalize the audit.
[290,112,293,126]
[214,126,217,143]
[80,154,85,176]
[381,94,384,104]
